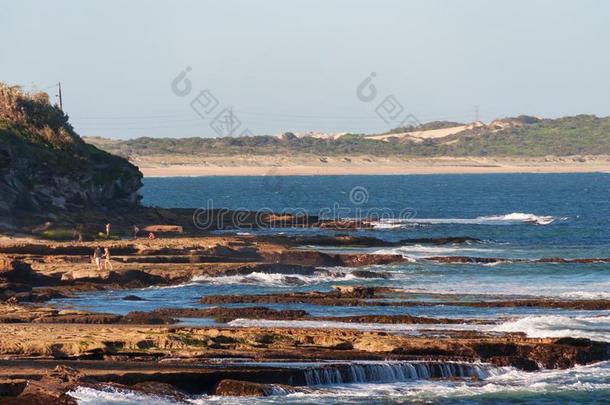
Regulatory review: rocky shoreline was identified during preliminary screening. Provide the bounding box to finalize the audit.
[1,231,610,403]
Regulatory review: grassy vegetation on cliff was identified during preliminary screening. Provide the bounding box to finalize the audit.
[0,83,142,214]
[86,115,610,158]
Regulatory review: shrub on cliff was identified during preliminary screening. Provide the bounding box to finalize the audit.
[0,84,83,151]
[0,82,142,217]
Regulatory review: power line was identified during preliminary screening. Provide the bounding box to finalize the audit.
[72,113,475,128]
[19,82,57,92]
[77,115,469,130]
[71,109,476,122]
[228,106,235,135]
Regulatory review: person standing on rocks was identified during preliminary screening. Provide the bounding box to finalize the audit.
[93,247,103,270]
[105,223,111,238]
[103,247,113,270]
[73,224,83,243]
[133,225,139,239]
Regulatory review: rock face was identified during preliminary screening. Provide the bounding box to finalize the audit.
[0,83,142,221]
[0,234,609,401]
[213,379,287,396]
[0,379,27,396]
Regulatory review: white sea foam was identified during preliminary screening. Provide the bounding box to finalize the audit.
[68,386,183,404]
[373,212,557,227]
[371,222,404,229]
[481,261,509,267]
[226,318,494,333]
[373,244,494,259]
[282,361,610,401]
[559,291,610,300]
[493,315,610,342]
[384,276,610,300]
[191,270,390,287]
[228,316,610,342]
[477,213,556,225]
[69,361,610,404]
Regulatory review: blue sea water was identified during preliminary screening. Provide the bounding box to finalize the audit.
[142,173,610,248]
[60,173,610,404]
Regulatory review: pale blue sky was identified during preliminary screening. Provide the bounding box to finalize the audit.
[2,0,609,138]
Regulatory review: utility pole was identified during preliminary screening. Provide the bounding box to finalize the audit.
[228,106,234,136]
[56,82,63,111]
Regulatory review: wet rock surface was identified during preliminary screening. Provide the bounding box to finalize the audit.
[122,294,145,301]
[288,235,481,247]
[0,234,609,402]
[201,287,610,310]
[151,306,309,323]
[213,379,293,396]
[426,255,610,264]
[0,236,411,305]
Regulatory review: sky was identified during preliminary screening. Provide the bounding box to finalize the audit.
[2,0,610,139]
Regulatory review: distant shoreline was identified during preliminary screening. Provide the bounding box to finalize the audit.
[137,156,610,177]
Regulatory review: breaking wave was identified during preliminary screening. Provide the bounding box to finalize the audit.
[373,212,557,228]
[68,386,180,405]
[478,213,556,225]
[560,291,610,300]
[493,315,610,342]
[191,270,392,287]
[373,244,494,260]
[228,316,610,341]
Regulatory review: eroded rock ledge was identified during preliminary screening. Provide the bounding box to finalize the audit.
[0,236,410,303]
[200,286,610,310]
[1,235,608,403]
[0,323,608,402]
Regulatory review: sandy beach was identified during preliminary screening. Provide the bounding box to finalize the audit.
[134,155,610,177]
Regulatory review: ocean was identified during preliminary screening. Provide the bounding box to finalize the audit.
[56,173,610,404]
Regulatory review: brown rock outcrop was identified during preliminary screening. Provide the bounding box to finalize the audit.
[150,306,309,323]
[289,235,480,247]
[213,379,291,396]
[0,379,27,397]
[259,250,407,267]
